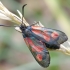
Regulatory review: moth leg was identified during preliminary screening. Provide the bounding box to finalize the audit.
[30,21,39,26]
[31,21,44,27]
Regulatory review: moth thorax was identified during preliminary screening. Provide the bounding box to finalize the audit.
[20,24,27,31]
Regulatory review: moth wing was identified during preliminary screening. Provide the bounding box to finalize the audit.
[44,28,68,44]
[24,37,50,67]
[31,26,68,44]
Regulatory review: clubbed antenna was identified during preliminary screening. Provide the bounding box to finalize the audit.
[22,4,27,25]
[0,4,27,27]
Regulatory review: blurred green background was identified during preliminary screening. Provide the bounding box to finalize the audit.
[0,0,70,70]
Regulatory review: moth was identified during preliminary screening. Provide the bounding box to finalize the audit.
[0,4,68,68]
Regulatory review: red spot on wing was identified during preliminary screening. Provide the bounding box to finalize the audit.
[32,48,36,52]
[42,32,50,42]
[32,26,41,30]
[24,38,30,46]
[32,29,50,42]
[31,46,44,52]
[37,46,44,52]
[51,31,59,39]
[36,54,42,61]
[32,29,41,35]
[25,38,44,52]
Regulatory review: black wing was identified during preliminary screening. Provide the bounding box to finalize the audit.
[24,36,50,67]
[32,26,68,44]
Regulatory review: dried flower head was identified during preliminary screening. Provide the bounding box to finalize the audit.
[58,41,70,55]
[0,1,29,26]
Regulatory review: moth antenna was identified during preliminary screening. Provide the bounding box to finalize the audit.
[0,25,18,27]
[0,4,27,28]
[22,4,27,25]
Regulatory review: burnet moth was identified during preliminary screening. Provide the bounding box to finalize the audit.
[0,4,68,67]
